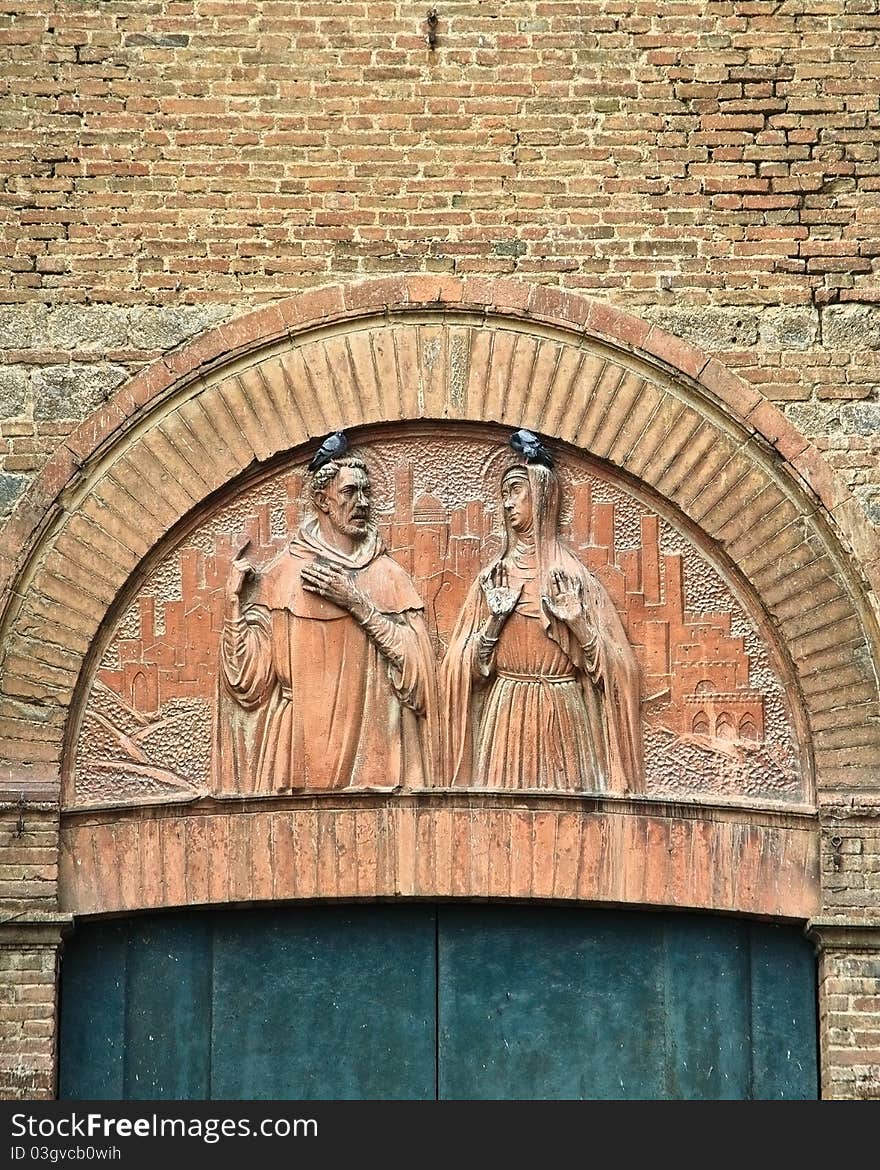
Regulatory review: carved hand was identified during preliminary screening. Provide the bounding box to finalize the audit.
[226,540,255,605]
[481,561,523,620]
[301,559,363,613]
[542,569,586,628]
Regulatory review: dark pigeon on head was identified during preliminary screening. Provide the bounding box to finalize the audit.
[308,430,348,472]
[508,428,553,468]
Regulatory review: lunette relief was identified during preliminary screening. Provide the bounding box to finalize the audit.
[70,429,806,808]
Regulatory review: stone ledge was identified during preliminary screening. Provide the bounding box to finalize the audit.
[807,918,880,951]
[0,910,73,946]
[59,793,820,921]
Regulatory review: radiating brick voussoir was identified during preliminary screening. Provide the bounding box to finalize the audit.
[697,358,764,421]
[584,299,653,350]
[2,277,873,612]
[641,324,710,381]
[0,444,81,600]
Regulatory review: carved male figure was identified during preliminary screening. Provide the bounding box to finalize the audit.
[442,458,644,793]
[217,454,438,792]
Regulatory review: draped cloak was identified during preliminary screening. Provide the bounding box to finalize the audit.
[213,520,438,793]
[441,465,644,795]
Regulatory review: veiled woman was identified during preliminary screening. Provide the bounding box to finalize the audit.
[441,457,644,794]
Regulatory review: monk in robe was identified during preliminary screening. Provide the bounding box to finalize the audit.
[441,461,644,794]
[216,455,438,793]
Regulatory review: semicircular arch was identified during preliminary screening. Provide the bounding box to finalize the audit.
[0,277,877,850]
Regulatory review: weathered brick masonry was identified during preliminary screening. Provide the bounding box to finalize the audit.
[1,1,878,1098]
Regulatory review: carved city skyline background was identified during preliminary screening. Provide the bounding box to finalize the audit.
[71,431,804,808]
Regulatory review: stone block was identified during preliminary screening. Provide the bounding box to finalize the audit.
[840,401,880,438]
[758,307,819,350]
[822,303,880,350]
[0,474,27,517]
[31,364,129,421]
[127,305,233,352]
[0,366,31,416]
[0,306,46,350]
[45,306,129,350]
[784,400,843,437]
[854,486,880,527]
[644,306,760,351]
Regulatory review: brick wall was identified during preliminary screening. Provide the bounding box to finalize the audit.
[823,802,880,916]
[0,1,878,523]
[0,807,61,1100]
[816,927,880,1100]
[1,1,879,1100]
[0,920,64,1101]
[0,805,58,912]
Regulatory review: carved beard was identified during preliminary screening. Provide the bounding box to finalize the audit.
[338,518,370,540]
[329,507,371,541]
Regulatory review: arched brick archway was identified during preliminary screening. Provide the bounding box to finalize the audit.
[2,276,879,1100]
[1,277,877,803]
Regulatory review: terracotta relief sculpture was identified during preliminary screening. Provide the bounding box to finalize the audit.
[442,456,644,793]
[215,452,438,792]
[71,428,805,809]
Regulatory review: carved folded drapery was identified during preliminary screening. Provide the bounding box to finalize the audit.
[215,515,438,793]
[69,430,806,811]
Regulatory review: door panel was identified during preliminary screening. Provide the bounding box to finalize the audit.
[60,906,436,1101]
[438,907,668,1099]
[662,916,751,1100]
[59,904,817,1100]
[749,924,820,1099]
[124,915,213,1099]
[438,908,817,1100]
[209,907,435,1099]
[58,920,128,1099]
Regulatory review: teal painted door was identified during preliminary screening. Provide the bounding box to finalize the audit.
[59,906,436,1100]
[59,905,817,1100]
[437,908,817,1099]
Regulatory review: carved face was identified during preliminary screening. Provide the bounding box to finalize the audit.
[316,465,372,539]
[502,472,533,534]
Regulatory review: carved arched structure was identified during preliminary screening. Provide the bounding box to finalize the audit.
[1,277,879,1094]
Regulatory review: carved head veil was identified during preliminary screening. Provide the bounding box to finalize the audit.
[500,460,566,632]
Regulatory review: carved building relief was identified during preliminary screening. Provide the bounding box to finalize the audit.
[69,429,807,809]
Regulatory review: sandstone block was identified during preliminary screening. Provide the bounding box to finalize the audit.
[31,364,129,422]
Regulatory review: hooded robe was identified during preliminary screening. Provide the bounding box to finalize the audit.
[214,518,438,793]
[441,463,644,794]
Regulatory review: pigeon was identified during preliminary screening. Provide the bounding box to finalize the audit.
[307,430,348,472]
[508,429,553,468]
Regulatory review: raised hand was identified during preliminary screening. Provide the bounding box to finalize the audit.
[481,561,523,620]
[542,568,585,627]
[226,540,255,604]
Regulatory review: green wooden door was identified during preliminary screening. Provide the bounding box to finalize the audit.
[59,906,436,1100]
[437,907,817,1099]
[59,904,817,1100]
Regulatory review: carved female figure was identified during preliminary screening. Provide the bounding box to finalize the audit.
[441,460,644,793]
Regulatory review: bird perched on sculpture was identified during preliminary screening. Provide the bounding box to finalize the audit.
[508,428,553,468]
[308,430,348,472]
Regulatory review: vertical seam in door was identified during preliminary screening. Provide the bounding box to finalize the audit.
[813,947,822,1100]
[661,922,672,1100]
[54,932,69,1099]
[122,926,133,1099]
[434,906,440,1101]
[746,924,755,1101]
[206,913,215,1099]
[121,927,132,1100]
